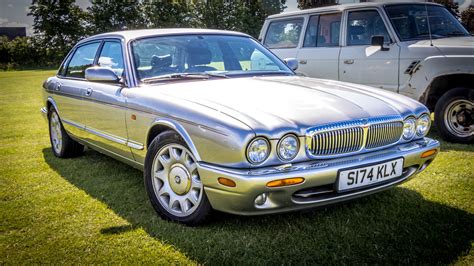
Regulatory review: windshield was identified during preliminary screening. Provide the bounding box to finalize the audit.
[131,34,293,82]
[385,4,469,41]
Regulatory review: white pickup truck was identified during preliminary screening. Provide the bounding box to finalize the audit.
[259,2,473,143]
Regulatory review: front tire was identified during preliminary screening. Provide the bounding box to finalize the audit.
[144,131,212,225]
[434,88,473,144]
[48,107,84,158]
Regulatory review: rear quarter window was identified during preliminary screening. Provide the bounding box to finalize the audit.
[264,18,304,49]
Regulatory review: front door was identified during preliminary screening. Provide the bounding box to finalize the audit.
[82,40,133,160]
[338,9,400,92]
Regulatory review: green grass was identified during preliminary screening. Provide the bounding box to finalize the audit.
[1,70,473,264]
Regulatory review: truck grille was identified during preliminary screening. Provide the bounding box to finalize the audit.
[306,117,403,158]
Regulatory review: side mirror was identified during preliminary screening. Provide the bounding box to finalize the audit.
[85,66,121,83]
[284,58,298,71]
[371,35,389,51]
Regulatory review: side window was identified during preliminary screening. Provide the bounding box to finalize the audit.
[264,18,304,49]
[65,42,100,79]
[98,41,124,76]
[303,16,319,47]
[347,10,390,46]
[317,13,341,47]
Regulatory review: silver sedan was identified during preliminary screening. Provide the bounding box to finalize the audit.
[41,29,439,225]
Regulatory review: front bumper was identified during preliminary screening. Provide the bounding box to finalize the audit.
[198,138,440,215]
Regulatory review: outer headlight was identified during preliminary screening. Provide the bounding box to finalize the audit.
[402,117,416,140]
[416,114,431,137]
[247,137,270,164]
[277,134,299,161]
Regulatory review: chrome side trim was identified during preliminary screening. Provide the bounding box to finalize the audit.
[61,118,145,150]
[62,118,86,130]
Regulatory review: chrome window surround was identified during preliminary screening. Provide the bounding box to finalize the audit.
[305,115,405,159]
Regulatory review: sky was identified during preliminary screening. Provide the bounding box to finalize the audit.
[0,0,299,36]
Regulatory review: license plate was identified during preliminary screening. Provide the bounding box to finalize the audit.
[338,158,404,192]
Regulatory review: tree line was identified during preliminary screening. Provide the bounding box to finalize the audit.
[0,0,286,70]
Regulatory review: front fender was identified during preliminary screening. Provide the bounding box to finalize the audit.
[401,55,474,101]
[147,118,202,161]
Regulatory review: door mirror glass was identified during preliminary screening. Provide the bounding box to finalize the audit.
[284,58,298,71]
[85,66,120,83]
[371,35,389,51]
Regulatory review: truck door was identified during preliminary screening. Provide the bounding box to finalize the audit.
[338,9,400,92]
[296,12,342,80]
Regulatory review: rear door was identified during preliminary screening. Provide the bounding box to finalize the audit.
[55,41,101,138]
[262,17,305,60]
[338,8,400,92]
[296,12,342,80]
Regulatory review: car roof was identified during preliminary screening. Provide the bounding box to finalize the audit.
[267,2,443,19]
[78,28,250,44]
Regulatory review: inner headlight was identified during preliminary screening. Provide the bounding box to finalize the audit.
[416,114,431,137]
[277,134,299,161]
[247,137,270,164]
[402,117,416,140]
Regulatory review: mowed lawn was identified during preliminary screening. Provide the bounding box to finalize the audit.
[1,70,473,264]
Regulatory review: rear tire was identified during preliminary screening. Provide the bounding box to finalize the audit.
[48,107,84,158]
[434,87,473,143]
[144,131,212,226]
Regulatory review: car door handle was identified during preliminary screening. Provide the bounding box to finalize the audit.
[85,88,93,97]
[299,60,307,64]
[344,59,354,65]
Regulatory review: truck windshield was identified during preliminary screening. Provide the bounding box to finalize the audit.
[131,34,293,82]
[385,4,469,41]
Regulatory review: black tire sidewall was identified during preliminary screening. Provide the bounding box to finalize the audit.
[144,131,212,225]
[48,107,66,157]
[434,87,473,144]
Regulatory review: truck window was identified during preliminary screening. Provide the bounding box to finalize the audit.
[264,18,304,49]
[303,13,341,48]
[347,10,390,45]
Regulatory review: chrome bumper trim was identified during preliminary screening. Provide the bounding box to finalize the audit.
[198,138,440,215]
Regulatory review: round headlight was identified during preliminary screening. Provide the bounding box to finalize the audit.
[416,114,431,137]
[277,134,299,161]
[402,117,416,140]
[247,137,270,164]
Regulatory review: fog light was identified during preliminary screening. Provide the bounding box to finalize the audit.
[255,193,268,206]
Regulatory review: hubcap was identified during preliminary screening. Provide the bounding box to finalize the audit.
[50,112,62,154]
[151,144,203,217]
[444,99,473,137]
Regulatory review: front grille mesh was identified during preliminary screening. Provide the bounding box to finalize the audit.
[366,121,403,149]
[307,119,403,157]
[310,127,364,155]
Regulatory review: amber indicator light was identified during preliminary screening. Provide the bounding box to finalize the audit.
[421,149,437,158]
[267,177,304,188]
[131,114,137,120]
[218,177,236,187]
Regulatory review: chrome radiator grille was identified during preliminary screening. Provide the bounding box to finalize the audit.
[306,117,403,157]
[309,128,364,155]
[366,121,403,149]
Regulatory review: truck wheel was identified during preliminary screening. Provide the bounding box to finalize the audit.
[434,87,473,143]
[48,107,84,157]
[144,131,212,225]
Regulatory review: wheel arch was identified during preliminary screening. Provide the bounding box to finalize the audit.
[146,119,201,161]
[46,96,59,115]
[421,73,474,112]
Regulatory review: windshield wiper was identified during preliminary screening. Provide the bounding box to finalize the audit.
[446,31,467,36]
[141,72,228,83]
